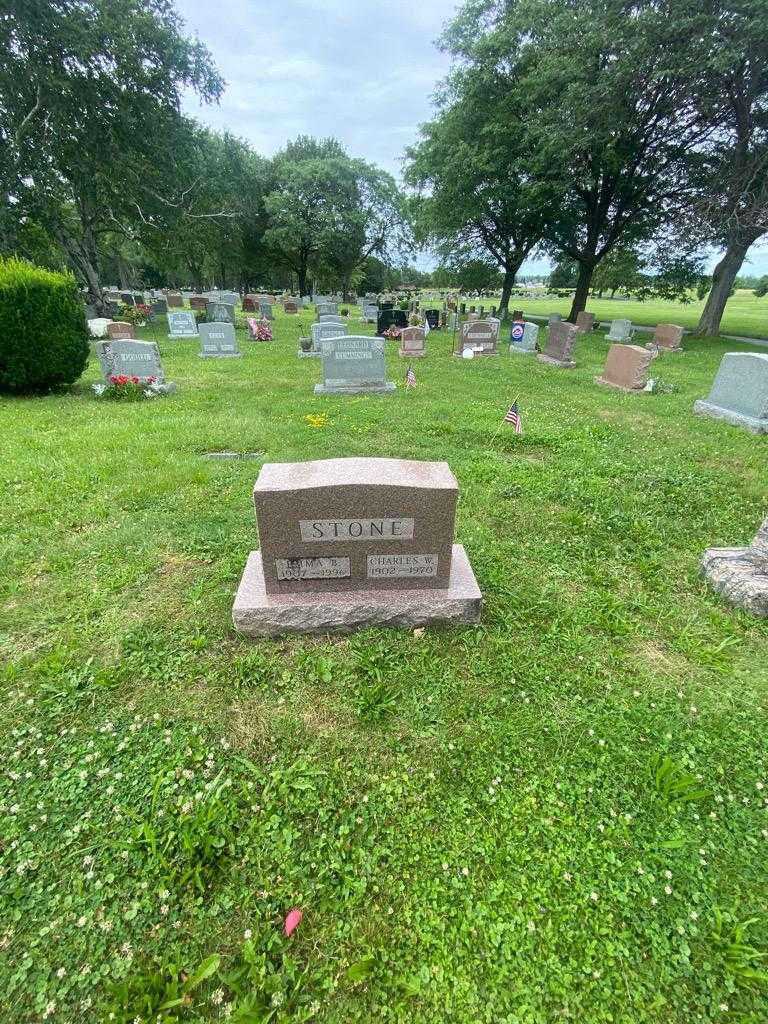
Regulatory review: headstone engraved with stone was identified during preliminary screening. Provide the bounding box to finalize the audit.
[458,320,498,356]
[509,320,538,355]
[701,515,768,616]
[94,339,175,392]
[315,335,395,395]
[575,311,595,333]
[199,322,241,358]
[652,323,684,351]
[107,321,135,340]
[607,319,634,343]
[399,326,426,358]
[232,457,482,635]
[538,321,578,368]
[595,344,654,391]
[167,310,199,338]
[207,301,235,324]
[693,352,768,433]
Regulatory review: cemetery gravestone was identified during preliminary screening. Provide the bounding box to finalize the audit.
[459,320,498,356]
[207,301,235,324]
[424,309,439,330]
[509,320,538,355]
[693,352,768,433]
[316,302,338,317]
[652,323,684,351]
[399,327,426,358]
[701,516,768,617]
[377,309,408,336]
[315,335,395,395]
[319,315,345,325]
[259,301,273,320]
[232,456,482,635]
[221,291,239,307]
[243,295,259,312]
[595,344,654,392]
[190,296,208,311]
[152,298,168,315]
[538,321,578,368]
[167,310,199,338]
[575,311,595,333]
[95,339,175,392]
[305,321,347,357]
[167,292,184,308]
[199,322,241,358]
[107,321,135,340]
[607,319,634,343]
[284,300,298,314]
[120,292,135,306]
[548,313,562,326]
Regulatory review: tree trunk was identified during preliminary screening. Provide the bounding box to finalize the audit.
[297,265,308,297]
[568,261,595,321]
[498,266,516,320]
[695,237,755,336]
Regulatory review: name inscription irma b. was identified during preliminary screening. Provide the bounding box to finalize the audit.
[299,518,414,542]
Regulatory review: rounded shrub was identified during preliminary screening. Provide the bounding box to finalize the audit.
[0,257,90,393]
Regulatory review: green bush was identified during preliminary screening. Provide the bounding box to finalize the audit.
[0,257,90,393]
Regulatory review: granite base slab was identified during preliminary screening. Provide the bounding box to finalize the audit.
[199,353,242,358]
[232,544,482,636]
[298,349,320,358]
[314,382,396,395]
[398,349,425,358]
[701,547,768,616]
[537,354,576,369]
[693,400,768,434]
[509,345,537,356]
[594,376,645,393]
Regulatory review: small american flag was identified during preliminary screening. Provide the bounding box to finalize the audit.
[503,400,523,433]
[405,364,417,389]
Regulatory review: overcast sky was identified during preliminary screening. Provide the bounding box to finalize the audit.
[175,0,768,277]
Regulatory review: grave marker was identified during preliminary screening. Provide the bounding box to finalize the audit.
[207,301,235,324]
[198,322,241,358]
[693,352,768,433]
[575,311,595,333]
[509,320,538,355]
[652,323,684,351]
[315,335,395,395]
[95,338,174,391]
[399,326,426,358]
[606,319,634,343]
[107,321,135,340]
[232,457,482,635]
[701,516,768,616]
[538,321,578,368]
[595,344,654,391]
[167,310,199,338]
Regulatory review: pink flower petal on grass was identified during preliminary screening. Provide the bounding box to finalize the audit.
[283,908,302,937]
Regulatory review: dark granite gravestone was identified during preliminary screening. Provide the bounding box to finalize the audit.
[424,309,439,330]
[232,457,482,635]
[207,301,235,324]
[377,309,408,336]
[152,298,168,315]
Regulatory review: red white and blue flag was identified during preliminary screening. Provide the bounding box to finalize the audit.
[503,400,523,433]
[405,365,417,389]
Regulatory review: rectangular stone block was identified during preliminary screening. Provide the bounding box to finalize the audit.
[252,457,458,595]
[595,344,654,391]
[538,321,578,367]
[315,335,394,394]
[198,322,241,357]
[693,352,768,433]
[654,323,684,350]
[167,310,198,338]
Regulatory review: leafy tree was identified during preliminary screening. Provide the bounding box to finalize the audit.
[688,0,768,335]
[406,84,549,318]
[440,0,712,321]
[755,276,768,298]
[0,0,223,310]
[591,248,643,298]
[549,258,578,290]
[449,257,503,294]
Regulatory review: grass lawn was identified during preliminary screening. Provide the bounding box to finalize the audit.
[438,289,768,341]
[2,307,768,1023]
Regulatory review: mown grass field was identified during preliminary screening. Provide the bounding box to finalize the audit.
[440,289,768,341]
[1,306,767,1023]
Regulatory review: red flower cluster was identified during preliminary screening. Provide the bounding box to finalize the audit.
[383,325,402,339]
[108,375,156,385]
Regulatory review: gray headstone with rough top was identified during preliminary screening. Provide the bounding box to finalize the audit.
[702,515,768,616]
[259,301,273,320]
[199,322,241,358]
[607,319,634,342]
[693,352,768,433]
[309,321,347,354]
[315,335,395,395]
[167,310,198,338]
[509,321,538,354]
[207,301,235,324]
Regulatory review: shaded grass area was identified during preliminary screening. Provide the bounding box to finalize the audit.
[1,308,767,1022]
